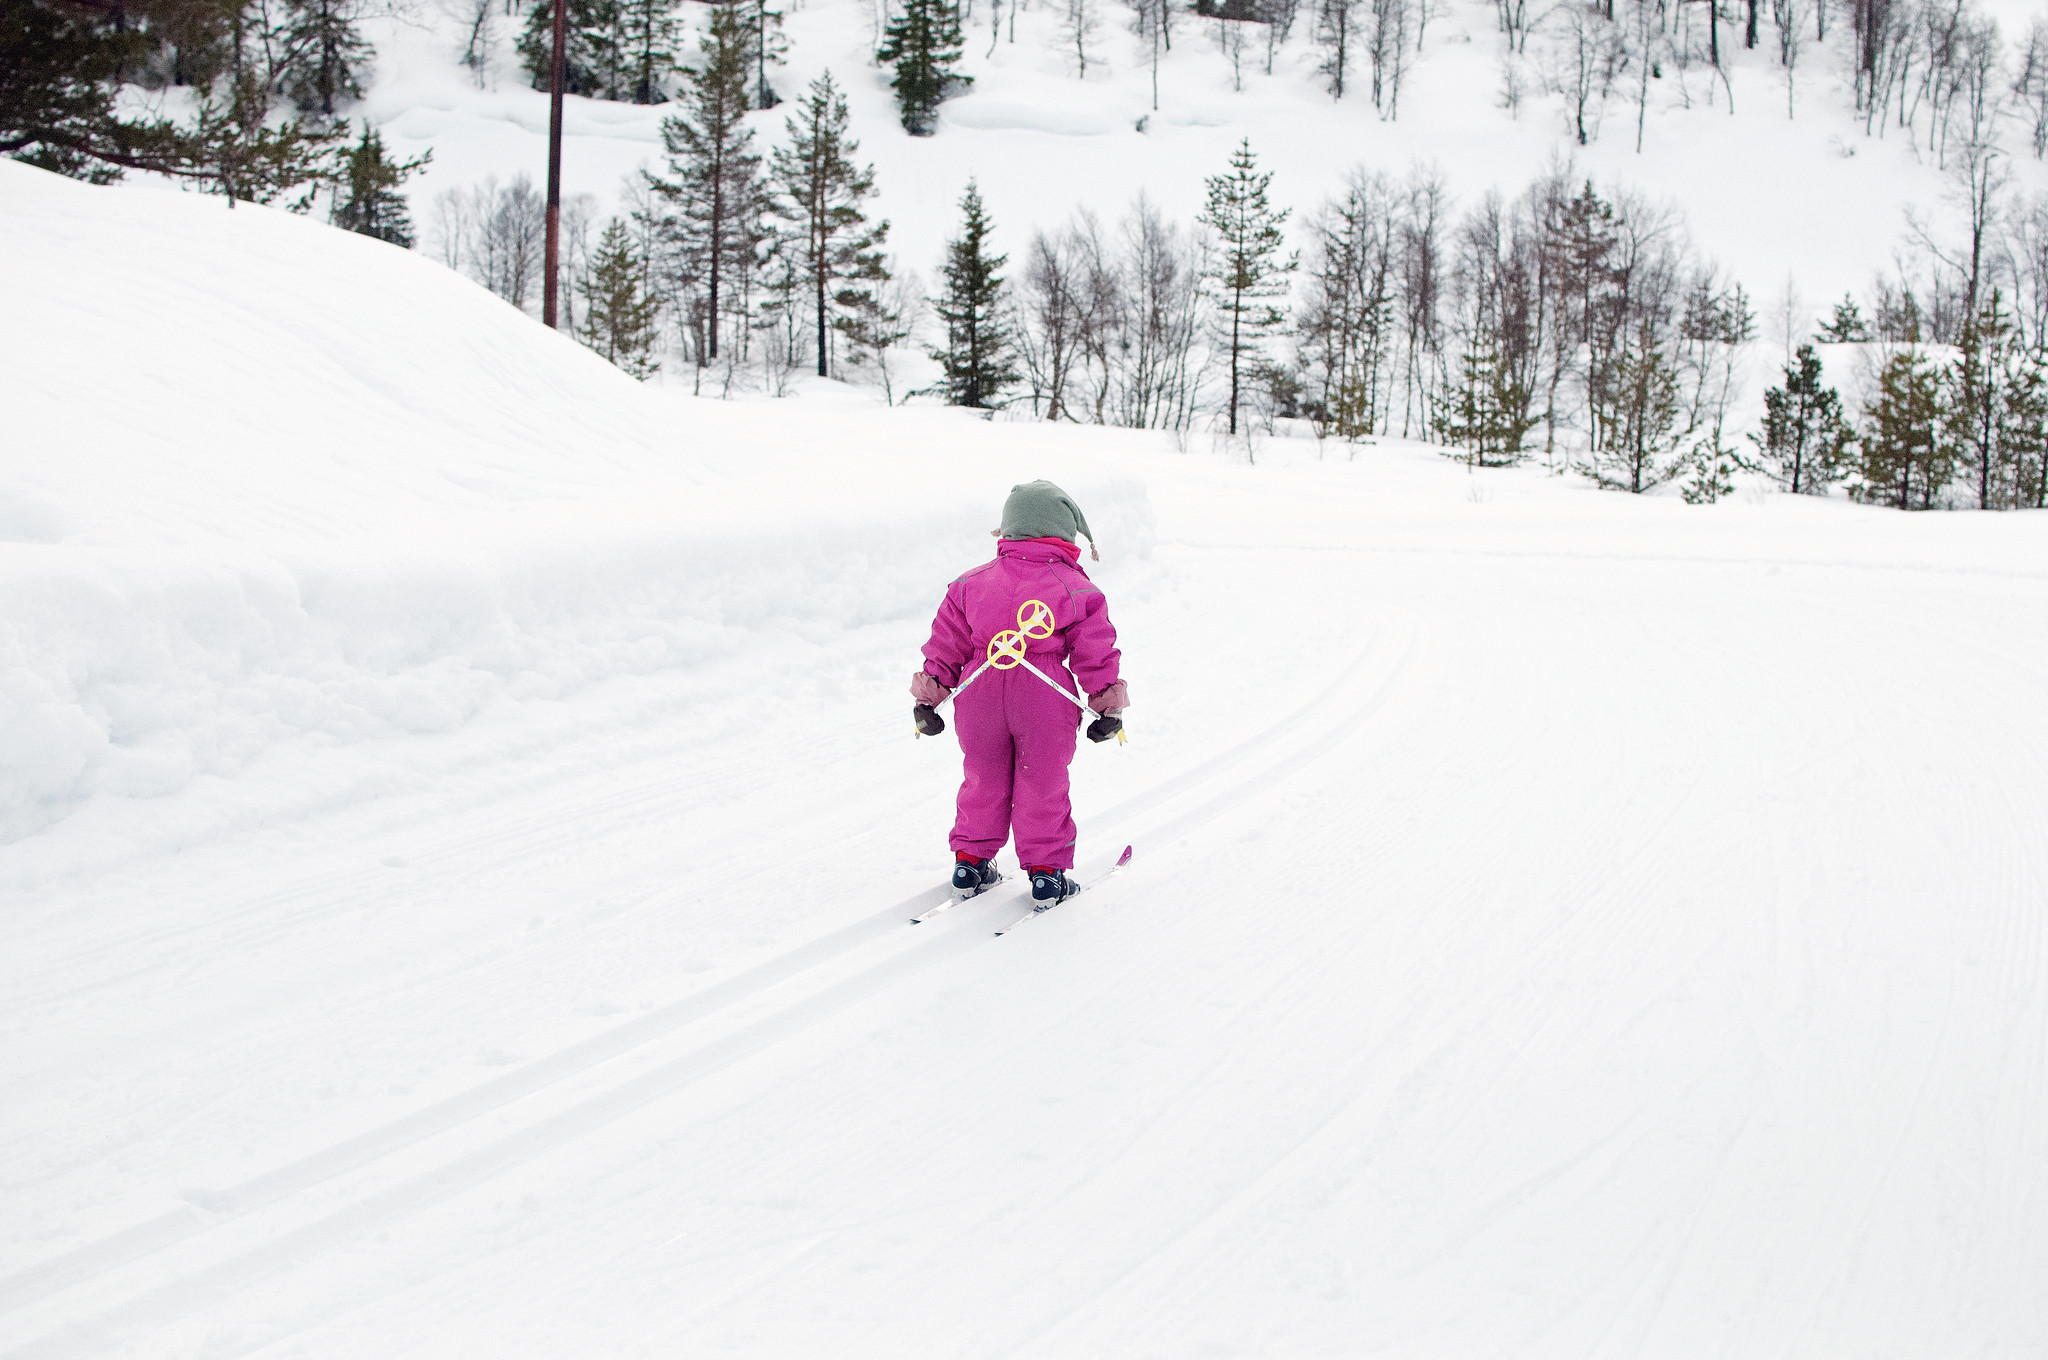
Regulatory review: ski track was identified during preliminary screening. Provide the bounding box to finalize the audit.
[0,609,1420,1357]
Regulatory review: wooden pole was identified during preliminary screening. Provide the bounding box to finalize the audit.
[543,0,567,327]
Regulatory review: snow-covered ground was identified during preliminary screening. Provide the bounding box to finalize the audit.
[7,145,2048,1359]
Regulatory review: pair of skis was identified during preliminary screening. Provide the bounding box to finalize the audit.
[909,845,1134,935]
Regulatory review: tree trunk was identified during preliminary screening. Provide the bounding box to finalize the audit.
[816,244,830,377]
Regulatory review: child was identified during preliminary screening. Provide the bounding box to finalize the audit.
[911,481,1129,905]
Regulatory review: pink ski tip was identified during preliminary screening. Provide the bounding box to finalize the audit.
[1115,845,1133,867]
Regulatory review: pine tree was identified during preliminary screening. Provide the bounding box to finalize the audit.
[279,0,374,121]
[1944,292,2013,510]
[1585,317,1685,493]
[1679,439,1745,503]
[1199,139,1296,436]
[1433,330,1536,466]
[1815,293,1871,343]
[188,70,343,206]
[578,216,661,377]
[1999,342,2048,509]
[745,0,789,108]
[877,0,969,135]
[618,0,684,104]
[767,71,889,379]
[1855,349,1948,510]
[330,121,427,246]
[1754,343,1851,494]
[647,2,761,363]
[0,0,178,183]
[929,181,1018,408]
[520,0,625,99]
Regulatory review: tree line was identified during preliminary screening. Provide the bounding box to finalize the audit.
[451,107,2039,511]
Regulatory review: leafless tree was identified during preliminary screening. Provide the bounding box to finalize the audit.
[1368,0,1418,115]
[431,174,550,312]
[2013,19,2048,156]
[1062,0,1103,75]
[1112,197,1206,429]
[1544,4,1629,144]
[1315,0,1358,97]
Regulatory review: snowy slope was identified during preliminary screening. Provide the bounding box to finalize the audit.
[358,0,2048,342]
[0,160,1149,852]
[5,136,2048,1360]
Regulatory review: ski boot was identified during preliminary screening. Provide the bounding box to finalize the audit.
[952,854,1001,897]
[1028,866,1077,908]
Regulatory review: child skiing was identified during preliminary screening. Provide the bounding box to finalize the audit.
[911,481,1129,906]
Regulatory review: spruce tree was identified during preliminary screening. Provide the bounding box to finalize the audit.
[520,0,625,98]
[1199,139,1295,436]
[579,216,661,377]
[1678,440,1746,504]
[745,0,788,108]
[647,2,761,363]
[1999,342,2048,509]
[330,121,427,246]
[279,0,374,121]
[1543,181,1619,456]
[188,71,343,206]
[1,0,335,197]
[767,71,889,378]
[1434,331,1536,466]
[1815,293,1871,343]
[1754,343,1851,494]
[1944,293,2013,510]
[1,0,173,182]
[618,0,683,104]
[877,0,969,135]
[1585,317,1684,493]
[1855,349,1948,510]
[929,181,1018,408]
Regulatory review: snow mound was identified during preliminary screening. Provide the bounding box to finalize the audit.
[0,161,1151,847]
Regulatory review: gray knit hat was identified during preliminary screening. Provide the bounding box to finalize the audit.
[998,480,1097,557]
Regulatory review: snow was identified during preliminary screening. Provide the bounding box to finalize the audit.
[6,4,2048,1357]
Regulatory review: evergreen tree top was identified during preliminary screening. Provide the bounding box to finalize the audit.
[1816,294,1871,344]
[1199,140,1294,298]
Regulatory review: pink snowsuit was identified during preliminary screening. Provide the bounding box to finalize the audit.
[920,538,1123,873]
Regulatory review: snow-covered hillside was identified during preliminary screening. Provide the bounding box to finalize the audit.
[358,0,2048,336]
[6,118,2048,1360]
[0,159,1148,853]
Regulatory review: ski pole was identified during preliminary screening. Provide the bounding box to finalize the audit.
[1011,655,1091,713]
[932,658,992,712]
[914,598,1125,743]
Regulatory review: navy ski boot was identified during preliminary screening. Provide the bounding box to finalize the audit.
[1029,867,1077,907]
[953,855,1001,896]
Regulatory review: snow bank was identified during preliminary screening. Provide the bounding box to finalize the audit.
[0,162,1152,845]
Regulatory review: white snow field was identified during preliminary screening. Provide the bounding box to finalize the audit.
[6,161,2048,1360]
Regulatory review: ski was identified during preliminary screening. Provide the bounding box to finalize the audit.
[910,873,1005,924]
[994,845,1132,936]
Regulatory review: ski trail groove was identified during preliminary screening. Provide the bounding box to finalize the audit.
[0,616,1415,1349]
[0,889,945,1316]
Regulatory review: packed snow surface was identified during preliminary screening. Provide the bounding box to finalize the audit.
[5,166,2048,1358]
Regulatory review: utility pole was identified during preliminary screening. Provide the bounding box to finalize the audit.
[543,0,567,327]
